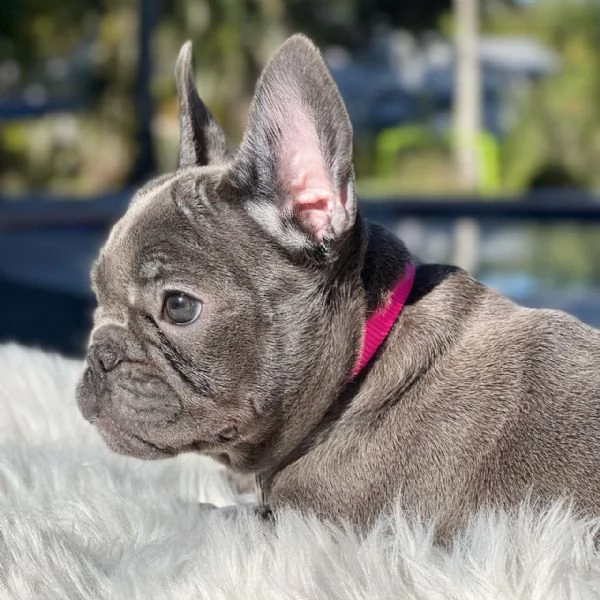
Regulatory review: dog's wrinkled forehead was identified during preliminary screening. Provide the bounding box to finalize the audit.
[92,171,214,303]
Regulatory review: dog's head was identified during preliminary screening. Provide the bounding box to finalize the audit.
[76,35,367,471]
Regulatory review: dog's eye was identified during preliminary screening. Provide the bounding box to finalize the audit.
[163,292,202,325]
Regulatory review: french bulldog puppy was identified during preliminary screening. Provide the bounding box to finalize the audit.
[76,34,600,539]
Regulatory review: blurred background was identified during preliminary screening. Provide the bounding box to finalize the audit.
[1,0,599,356]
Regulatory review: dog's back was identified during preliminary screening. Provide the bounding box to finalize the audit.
[269,234,600,536]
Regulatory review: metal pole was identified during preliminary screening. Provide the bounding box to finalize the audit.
[452,0,481,274]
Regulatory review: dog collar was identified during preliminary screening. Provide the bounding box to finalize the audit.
[350,262,416,380]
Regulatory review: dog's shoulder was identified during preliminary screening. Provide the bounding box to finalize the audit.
[412,262,598,339]
[405,262,600,383]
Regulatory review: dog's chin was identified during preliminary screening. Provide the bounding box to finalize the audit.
[94,417,179,460]
[200,444,266,473]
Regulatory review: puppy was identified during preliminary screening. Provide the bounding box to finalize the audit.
[76,34,600,538]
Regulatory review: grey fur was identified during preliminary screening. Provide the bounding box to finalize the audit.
[175,41,228,167]
[76,34,600,539]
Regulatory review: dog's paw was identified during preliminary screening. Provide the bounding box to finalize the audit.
[202,502,275,524]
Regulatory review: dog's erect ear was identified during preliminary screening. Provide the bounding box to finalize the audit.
[232,34,356,247]
[175,41,227,168]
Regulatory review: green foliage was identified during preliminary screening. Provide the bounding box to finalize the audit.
[0,0,597,200]
[0,0,98,65]
[493,0,600,191]
[369,125,502,195]
[528,225,600,288]
[375,125,436,176]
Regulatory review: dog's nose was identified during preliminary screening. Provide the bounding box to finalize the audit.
[88,343,122,374]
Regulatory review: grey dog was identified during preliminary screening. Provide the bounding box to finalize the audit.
[76,34,600,539]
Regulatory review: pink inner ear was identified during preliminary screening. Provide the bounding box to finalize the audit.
[277,97,338,241]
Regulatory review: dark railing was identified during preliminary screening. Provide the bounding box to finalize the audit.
[1,192,600,231]
[362,195,600,222]
[1,190,599,357]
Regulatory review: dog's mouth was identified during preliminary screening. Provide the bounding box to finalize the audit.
[93,414,235,461]
[94,417,178,460]
[79,368,250,463]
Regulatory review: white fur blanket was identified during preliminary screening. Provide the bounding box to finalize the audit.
[1,343,599,599]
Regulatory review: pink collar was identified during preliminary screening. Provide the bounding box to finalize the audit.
[350,262,416,380]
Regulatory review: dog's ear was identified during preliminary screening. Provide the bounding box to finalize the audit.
[175,41,228,168]
[232,34,356,248]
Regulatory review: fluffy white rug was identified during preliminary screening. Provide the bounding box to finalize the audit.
[1,343,600,599]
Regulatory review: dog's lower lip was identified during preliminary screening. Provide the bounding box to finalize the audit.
[95,417,176,455]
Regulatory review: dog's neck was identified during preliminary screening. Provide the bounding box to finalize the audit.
[360,220,414,311]
[350,261,416,380]
[259,220,415,493]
